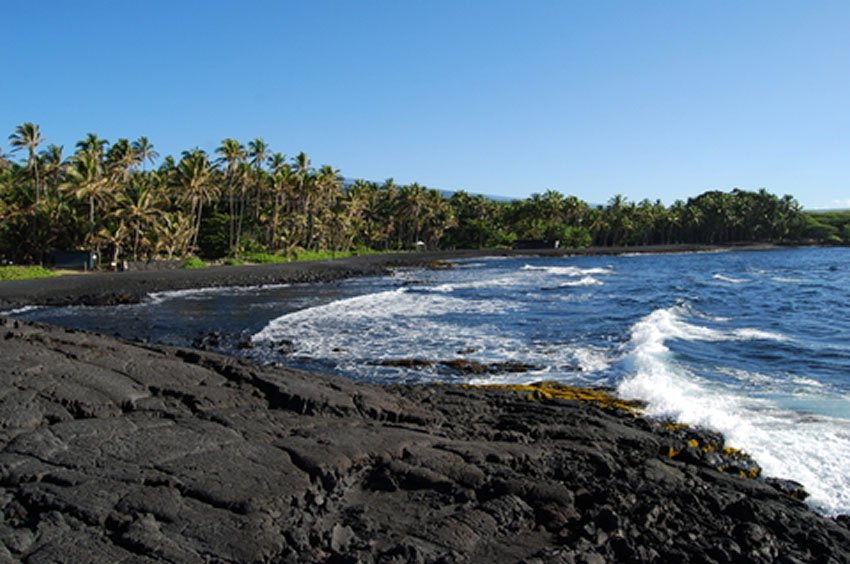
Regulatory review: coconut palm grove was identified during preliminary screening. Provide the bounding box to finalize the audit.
[1,122,848,266]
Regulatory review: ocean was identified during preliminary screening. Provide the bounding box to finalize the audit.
[10,247,850,515]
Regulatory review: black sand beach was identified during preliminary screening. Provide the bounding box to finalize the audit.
[2,247,847,563]
[0,245,771,311]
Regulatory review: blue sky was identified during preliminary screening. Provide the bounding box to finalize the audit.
[2,0,848,209]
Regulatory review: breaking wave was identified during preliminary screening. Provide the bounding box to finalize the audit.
[617,305,850,515]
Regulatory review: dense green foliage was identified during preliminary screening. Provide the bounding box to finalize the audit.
[800,210,850,245]
[0,123,835,266]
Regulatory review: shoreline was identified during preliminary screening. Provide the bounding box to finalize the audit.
[0,316,848,561]
[0,243,782,310]
[3,243,848,560]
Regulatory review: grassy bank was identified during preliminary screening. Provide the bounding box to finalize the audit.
[237,248,403,265]
[0,266,62,281]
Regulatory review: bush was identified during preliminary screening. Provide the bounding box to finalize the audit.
[182,256,208,269]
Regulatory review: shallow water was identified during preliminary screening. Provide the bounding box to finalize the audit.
[12,247,850,515]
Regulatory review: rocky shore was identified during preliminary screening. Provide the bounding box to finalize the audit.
[1,316,849,563]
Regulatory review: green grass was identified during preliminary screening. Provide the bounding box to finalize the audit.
[240,252,287,264]
[182,256,208,269]
[0,265,60,281]
[232,248,402,265]
[288,248,400,262]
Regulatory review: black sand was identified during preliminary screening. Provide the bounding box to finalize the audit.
[0,245,766,311]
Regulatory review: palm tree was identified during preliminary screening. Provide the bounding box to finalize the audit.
[247,138,269,226]
[153,212,194,259]
[122,180,162,260]
[292,152,313,248]
[107,138,142,184]
[216,138,247,251]
[97,216,129,268]
[39,144,66,198]
[9,122,46,203]
[132,137,158,170]
[267,152,291,249]
[63,153,112,246]
[75,133,109,162]
[174,149,216,250]
[293,151,312,212]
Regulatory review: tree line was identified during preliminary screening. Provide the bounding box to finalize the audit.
[0,123,838,265]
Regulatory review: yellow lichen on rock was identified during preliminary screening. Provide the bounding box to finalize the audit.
[463,381,645,413]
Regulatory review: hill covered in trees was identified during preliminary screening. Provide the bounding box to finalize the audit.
[0,123,843,265]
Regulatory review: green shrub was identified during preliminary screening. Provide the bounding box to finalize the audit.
[0,266,57,281]
[182,256,208,269]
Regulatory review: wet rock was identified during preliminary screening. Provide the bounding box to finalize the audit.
[764,477,809,500]
[440,359,541,374]
[423,260,454,270]
[191,331,223,350]
[276,339,296,354]
[378,358,433,368]
[440,359,491,374]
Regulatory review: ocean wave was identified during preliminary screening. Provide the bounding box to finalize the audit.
[617,304,850,515]
[572,345,613,372]
[626,305,787,346]
[429,275,527,293]
[0,305,43,316]
[251,288,521,366]
[553,276,604,288]
[147,283,290,304]
[712,274,748,284]
[521,265,613,276]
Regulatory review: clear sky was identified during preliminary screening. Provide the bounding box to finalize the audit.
[2,0,849,209]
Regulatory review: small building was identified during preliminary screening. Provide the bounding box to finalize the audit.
[51,250,97,271]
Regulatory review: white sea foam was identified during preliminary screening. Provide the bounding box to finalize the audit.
[627,306,788,344]
[712,274,748,284]
[555,276,604,288]
[617,305,850,515]
[521,265,613,276]
[0,305,43,316]
[147,283,290,304]
[251,289,523,368]
[573,345,613,372]
[430,275,527,293]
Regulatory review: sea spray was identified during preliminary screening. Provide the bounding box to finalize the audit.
[617,305,850,515]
